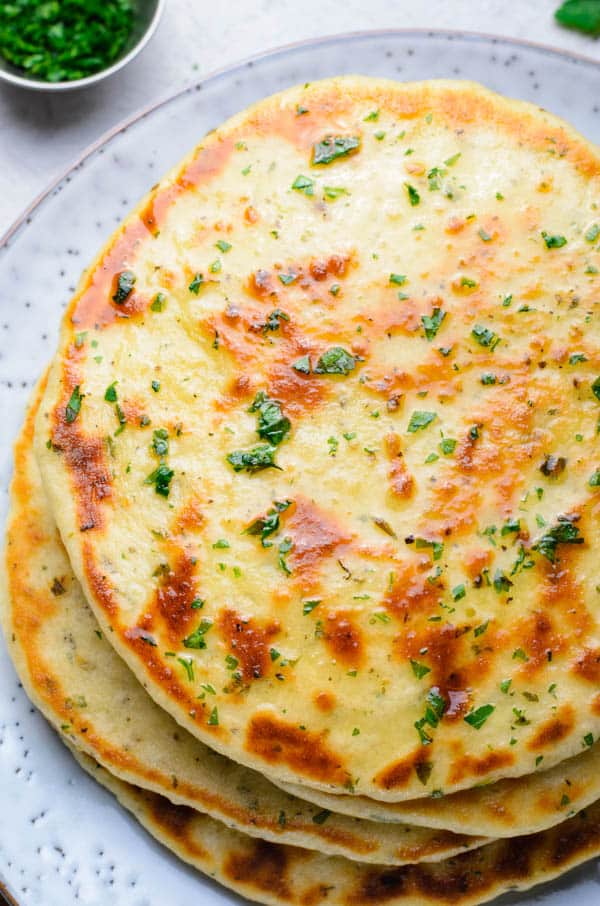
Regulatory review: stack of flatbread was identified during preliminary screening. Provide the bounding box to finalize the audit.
[3,76,600,905]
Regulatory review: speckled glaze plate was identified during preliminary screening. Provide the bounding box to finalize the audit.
[1,29,600,906]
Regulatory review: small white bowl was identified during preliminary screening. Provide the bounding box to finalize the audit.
[0,0,165,92]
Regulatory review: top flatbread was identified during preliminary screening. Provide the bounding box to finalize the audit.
[35,76,600,801]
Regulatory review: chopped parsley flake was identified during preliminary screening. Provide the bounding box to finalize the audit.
[389,273,407,286]
[189,273,204,294]
[407,410,437,433]
[464,704,495,729]
[541,231,567,249]
[422,307,446,341]
[249,391,291,445]
[65,386,82,424]
[144,464,174,497]
[227,445,279,473]
[405,183,420,206]
[182,619,213,650]
[410,659,431,680]
[216,239,232,252]
[292,355,311,374]
[303,599,321,616]
[534,518,584,563]
[472,324,500,351]
[245,500,292,547]
[312,135,361,165]
[291,174,315,196]
[314,346,356,375]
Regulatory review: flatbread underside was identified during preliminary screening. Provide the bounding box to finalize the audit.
[35,75,600,802]
[0,377,485,866]
[72,745,600,906]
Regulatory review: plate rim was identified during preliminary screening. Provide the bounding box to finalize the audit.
[1,26,599,251]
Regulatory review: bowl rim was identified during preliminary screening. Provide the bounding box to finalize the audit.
[0,0,166,92]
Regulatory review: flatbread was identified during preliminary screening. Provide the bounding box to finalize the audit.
[35,76,600,801]
[0,378,485,865]
[73,745,600,906]
[7,385,600,845]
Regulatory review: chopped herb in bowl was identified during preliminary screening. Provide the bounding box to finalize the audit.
[0,0,135,83]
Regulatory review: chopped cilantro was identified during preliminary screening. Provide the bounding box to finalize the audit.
[207,706,219,726]
[464,704,495,729]
[471,324,500,351]
[407,410,437,433]
[227,445,279,473]
[410,659,431,680]
[245,500,292,547]
[104,382,118,403]
[292,355,311,374]
[151,428,169,457]
[312,135,361,165]
[291,174,315,196]
[145,463,174,497]
[189,273,204,294]
[405,183,420,206]
[534,518,584,562]
[439,438,457,455]
[422,307,446,341]
[303,599,320,616]
[541,231,567,249]
[323,186,349,200]
[182,619,213,650]
[389,273,407,286]
[65,386,82,424]
[312,809,331,825]
[216,239,232,252]
[314,346,356,375]
[249,391,291,445]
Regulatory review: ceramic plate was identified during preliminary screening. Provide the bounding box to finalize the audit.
[1,30,600,906]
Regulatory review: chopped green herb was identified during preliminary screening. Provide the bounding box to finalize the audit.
[227,445,279,473]
[405,183,420,206]
[411,659,431,680]
[104,382,118,403]
[407,410,437,433]
[207,706,219,726]
[303,599,320,616]
[291,174,315,196]
[389,273,407,286]
[189,273,204,294]
[584,223,600,244]
[464,704,495,729]
[471,324,500,351]
[182,620,213,650]
[278,273,296,285]
[323,186,350,200]
[452,584,466,601]
[314,346,356,375]
[245,500,292,547]
[278,537,292,574]
[541,231,567,249]
[144,464,174,497]
[312,135,361,165]
[112,269,136,303]
[422,307,446,341]
[555,0,600,35]
[65,386,82,424]
[216,239,232,253]
[151,428,169,458]
[439,438,457,455]
[292,355,311,374]
[534,518,584,562]
[249,391,291,445]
